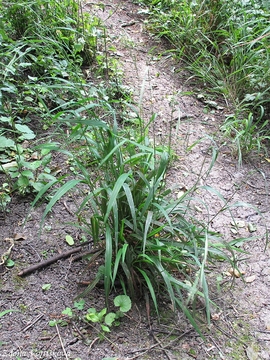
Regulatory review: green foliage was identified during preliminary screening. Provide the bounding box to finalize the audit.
[138,0,270,158]
[37,108,251,334]
[85,295,132,335]
[0,116,58,196]
[221,110,270,166]
[0,0,105,201]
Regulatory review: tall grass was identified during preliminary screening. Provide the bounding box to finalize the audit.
[138,0,270,158]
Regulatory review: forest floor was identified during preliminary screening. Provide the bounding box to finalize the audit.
[1,1,270,359]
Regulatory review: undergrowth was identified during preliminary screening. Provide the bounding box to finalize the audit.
[137,0,270,160]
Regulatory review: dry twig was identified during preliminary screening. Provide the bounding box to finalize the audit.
[22,313,44,332]
[55,323,69,360]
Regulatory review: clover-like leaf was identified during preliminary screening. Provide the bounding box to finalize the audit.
[62,307,73,317]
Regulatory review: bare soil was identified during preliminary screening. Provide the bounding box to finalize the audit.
[1,1,270,359]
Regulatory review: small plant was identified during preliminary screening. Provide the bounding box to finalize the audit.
[48,295,131,337]
[85,295,132,336]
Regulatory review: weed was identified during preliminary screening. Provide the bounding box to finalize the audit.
[85,294,132,337]
[49,295,131,338]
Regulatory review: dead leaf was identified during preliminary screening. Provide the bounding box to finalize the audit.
[228,267,245,278]
[245,275,256,283]
[177,190,185,198]
[248,222,256,232]
[13,233,27,241]
[236,220,246,228]
[264,158,270,163]
[211,312,222,321]
[182,343,190,351]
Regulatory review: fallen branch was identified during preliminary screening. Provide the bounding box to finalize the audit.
[17,244,102,277]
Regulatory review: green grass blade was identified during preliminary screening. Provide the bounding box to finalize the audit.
[112,244,129,284]
[143,211,153,254]
[99,139,127,167]
[121,261,135,300]
[104,225,112,306]
[137,268,159,315]
[104,173,130,223]
[122,183,137,232]
[41,179,81,227]
[31,178,59,208]
[175,297,203,338]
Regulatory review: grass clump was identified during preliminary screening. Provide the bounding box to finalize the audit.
[38,105,249,333]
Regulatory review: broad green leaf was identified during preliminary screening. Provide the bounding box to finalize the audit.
[98,308,107,321]
[114,295,131,313]
[15,124,35,139]
[49,320,57,327]
[21,170,34,178]
[101,324,111,333]
[5,259,15,267]
[17,175,29,188]
[85,312,100,323]
[105,312,116,326]
[74,299,85,310]
[62,307,73,317]
[0,136,15,149]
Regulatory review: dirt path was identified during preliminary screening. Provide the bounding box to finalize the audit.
[1,1,270,359]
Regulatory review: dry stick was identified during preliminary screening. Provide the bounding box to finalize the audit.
[17,244,101,277]
[22,313,44,332]
[55,323,69,360]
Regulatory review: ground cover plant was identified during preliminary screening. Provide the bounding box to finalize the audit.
[137,0,270,160]
[0,0,103,208]
[0,0,262,338]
